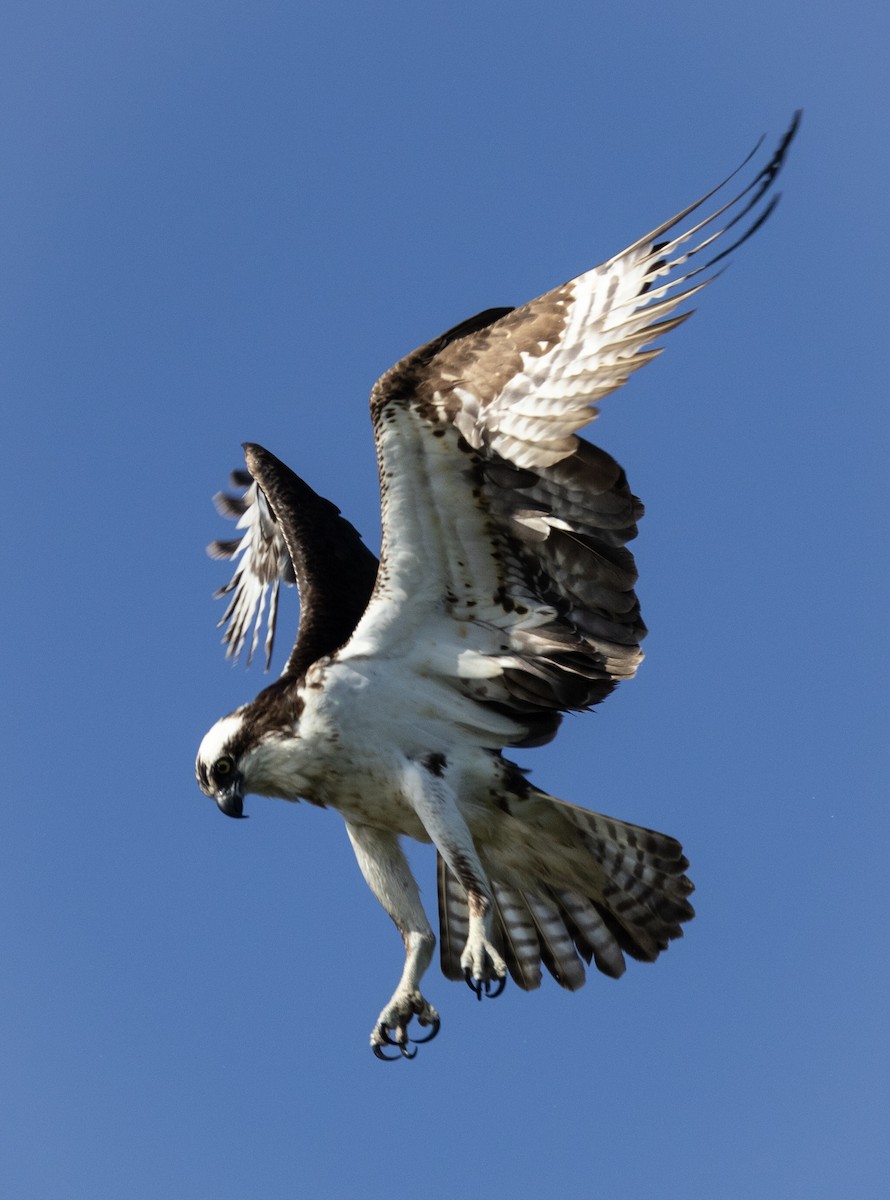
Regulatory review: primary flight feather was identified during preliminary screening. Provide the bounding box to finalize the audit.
[197,114,799,1058]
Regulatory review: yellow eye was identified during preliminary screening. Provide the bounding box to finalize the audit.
[214,757,233,776]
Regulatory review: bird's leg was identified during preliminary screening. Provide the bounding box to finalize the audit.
[345,822,440,1059]
[401,757,507,998]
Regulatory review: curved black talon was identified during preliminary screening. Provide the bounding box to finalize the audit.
[410,1016,441,1044]
[372,1042,402,1062]
[464,968,507,1001]
[375,1021,425,1059]
[465,969,484,1001]
[379,1015,440,1047]
[485,975,506,999]
[372,1037,417,1061]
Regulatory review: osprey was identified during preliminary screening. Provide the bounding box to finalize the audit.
[197,115,799,1059]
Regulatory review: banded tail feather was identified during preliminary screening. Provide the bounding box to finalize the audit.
[437,793,694,991]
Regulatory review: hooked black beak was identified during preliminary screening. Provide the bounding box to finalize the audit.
[215,776,247,819]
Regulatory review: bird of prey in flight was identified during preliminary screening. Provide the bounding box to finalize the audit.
[196,114,799,1059]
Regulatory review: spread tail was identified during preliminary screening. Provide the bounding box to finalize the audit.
[437,790,694,990]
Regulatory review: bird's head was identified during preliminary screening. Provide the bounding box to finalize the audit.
[196,697,310,817]
[195,713,251,818]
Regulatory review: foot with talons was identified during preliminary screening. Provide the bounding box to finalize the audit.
[464,969,507,1001]
[370,990,440,1062]
[460,931,507,1002]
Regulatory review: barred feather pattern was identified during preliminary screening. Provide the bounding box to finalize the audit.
[437,787,694,990]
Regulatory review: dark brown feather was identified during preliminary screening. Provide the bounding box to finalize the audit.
[242,444,379,679]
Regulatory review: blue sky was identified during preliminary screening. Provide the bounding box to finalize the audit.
[3,2,888,1197]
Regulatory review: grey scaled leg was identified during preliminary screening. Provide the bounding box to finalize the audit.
[345,821,441,1060]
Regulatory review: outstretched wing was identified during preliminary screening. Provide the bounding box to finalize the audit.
[338,115,799,748]
[209,444,379,677]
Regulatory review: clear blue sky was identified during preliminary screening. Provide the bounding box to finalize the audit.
[3,3,887,1197]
